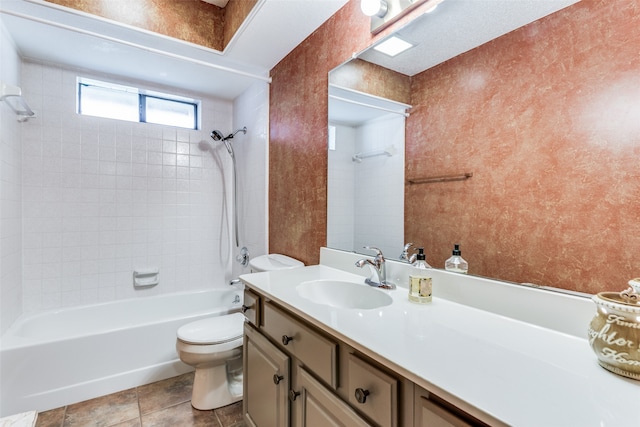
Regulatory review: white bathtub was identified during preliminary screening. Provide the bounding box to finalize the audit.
[0,288,243,417]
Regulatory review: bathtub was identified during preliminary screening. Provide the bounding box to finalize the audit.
[0,287,243,417]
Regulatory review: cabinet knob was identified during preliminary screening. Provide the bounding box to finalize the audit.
[273,374,284,385]
[282,335,293,345]
[241,304,250,313]
[355,388,370,404]
[289,390,300,402]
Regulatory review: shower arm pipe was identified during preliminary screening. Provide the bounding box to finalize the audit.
[0,9,272,84]
[329,94,410,117]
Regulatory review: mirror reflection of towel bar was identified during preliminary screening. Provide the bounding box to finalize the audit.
[407,172,473,184]
[353,145,397,162]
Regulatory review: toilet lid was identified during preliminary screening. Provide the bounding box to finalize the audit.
[177,312,244,345]
[249,254,304,272]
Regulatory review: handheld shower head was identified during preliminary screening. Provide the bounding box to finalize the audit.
[208,126,247,249]
[209,127,247,156]
[210,130,225,141]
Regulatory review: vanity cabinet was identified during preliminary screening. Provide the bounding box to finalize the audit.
[414,387,487,427]
[295,365,370,426]
[242,286,487,427]
[243,323,290,427]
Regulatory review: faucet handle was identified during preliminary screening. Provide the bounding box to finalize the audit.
[400,243,413,261]
[363,246,384,259]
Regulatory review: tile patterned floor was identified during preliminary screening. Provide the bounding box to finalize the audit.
[34,372,244,427]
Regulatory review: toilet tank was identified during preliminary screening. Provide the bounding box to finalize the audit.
[249,254,304,273]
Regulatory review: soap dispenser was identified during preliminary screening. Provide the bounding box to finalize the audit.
[408,248,432,304]
[445,244,468,274]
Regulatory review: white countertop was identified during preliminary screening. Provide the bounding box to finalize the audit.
[240,249,640,427]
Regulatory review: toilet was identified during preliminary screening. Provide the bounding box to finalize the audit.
[249,253,304,273]
[176,254,303,410]
[176,312,244,410]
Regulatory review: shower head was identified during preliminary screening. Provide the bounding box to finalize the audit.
[210,127,247,142]
[210,130,225,141]
[210,127,247,157]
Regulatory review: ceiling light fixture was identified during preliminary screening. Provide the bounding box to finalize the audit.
[363,0,441,34]
[361,0,388,18]
[373,36,414,57]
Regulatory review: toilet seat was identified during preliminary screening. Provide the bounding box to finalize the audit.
[177,312,244,345]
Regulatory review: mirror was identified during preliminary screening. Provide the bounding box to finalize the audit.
[327,64,410,258]
[326,0,639,294]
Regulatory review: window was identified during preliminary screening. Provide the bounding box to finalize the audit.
[77,78,199,129]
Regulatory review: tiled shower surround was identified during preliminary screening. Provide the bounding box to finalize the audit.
[0,24,23,334]
[14,60,267,315]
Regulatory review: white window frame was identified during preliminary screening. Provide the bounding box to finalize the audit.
[77,77,200,130]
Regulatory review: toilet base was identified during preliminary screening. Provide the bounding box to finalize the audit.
[191,362,242,410]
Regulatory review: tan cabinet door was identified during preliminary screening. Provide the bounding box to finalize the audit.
[415,395,474,427]
[244,323,291,427]
[295,367,371,427]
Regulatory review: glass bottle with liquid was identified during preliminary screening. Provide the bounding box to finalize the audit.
[409,248,432,304]
[445,244,468,274]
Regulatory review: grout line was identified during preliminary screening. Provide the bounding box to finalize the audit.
[135,386,142,427]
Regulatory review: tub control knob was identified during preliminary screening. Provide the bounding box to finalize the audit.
[282,335,293,345]
[273,374,284,385]
[355,388,370,404]
[289,390,300,402]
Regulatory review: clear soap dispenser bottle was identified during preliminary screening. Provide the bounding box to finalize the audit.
[408,248,432,304]
[445,244,468,274]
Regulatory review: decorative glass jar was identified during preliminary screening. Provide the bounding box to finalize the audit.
[588,279,640,380]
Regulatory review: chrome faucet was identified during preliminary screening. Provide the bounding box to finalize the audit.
[355,246,395,290]
[399,242,417,263]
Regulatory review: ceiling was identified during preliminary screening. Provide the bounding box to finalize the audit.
[1,0,579,102]
[0,0,349,99]
[360,0,579,76]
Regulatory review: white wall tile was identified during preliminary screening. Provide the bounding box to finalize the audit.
[15,60,267,313]
[0,21,24,334]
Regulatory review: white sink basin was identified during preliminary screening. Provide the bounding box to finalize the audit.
[296,280,393,309]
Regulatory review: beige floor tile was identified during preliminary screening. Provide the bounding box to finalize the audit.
[35,407,65,427]
[63,389,139,427]
[137,372,194,416]
[109,419,141,427]
[213,402,243,427]
[140,402,220,427]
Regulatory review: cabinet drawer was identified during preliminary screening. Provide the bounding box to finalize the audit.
[243,288,261,326]
[347,353,398,427]
[263,302,338,388]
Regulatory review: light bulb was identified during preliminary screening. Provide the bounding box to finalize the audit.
[361,0,387,17]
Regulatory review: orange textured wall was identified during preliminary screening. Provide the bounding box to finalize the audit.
[270,0,640,293]
[405,0,640,293]
[268,0,427,265]
[269,0,438,266]
[329,58,411,105]
[47,0,225,50]
[223,0,258,48]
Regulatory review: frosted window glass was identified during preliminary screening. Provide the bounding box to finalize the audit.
[79,84,138,122]
[77,78,199,129]
[145,96,196,129]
